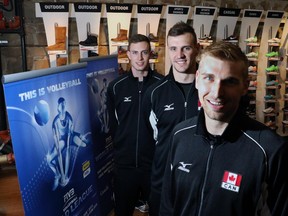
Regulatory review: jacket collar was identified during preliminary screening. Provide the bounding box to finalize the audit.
[196,108,245,143]
[128,68,154,82]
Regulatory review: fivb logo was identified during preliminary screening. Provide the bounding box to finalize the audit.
[221,171,242,192]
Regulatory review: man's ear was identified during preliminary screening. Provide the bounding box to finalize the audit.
[195,70,200,90]
[126,50,131,60]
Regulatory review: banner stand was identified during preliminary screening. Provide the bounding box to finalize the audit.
[2,55,118,216]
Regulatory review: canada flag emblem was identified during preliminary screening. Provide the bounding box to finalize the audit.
[221,171,242,193]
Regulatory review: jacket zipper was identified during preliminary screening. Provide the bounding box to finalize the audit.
[198,143,214,216]
[136,81,143,168]
[173,82,192,120]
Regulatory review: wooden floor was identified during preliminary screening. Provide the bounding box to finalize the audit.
[0,166,24,216]
[0,165,148,216]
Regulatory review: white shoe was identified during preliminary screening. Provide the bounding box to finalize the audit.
[263,107,274,114]
[268,38,281,43]
[246,52,258,58]
[135,201,149,213]
[245,36,257,43]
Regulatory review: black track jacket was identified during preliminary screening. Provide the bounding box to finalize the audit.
[160,109,288,216]
[107,69,163,170]
[142,68,200,193]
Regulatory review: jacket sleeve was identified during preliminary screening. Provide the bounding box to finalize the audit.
[159,134,175,216]
[106,83,117,139]
[268,141,288,216]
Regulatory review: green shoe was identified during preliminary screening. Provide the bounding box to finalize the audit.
[265,51,279,57]
[266,65,278,72]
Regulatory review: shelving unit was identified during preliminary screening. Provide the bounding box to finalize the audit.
[0,0,26,131]
[245,38,260,119]
[0,0,26,71]
[282,53,288,133]
[263,39,281,131]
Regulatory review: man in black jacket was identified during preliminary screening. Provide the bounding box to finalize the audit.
[160,41,288,215]
[143,21,200,216]
[107,34,163,216]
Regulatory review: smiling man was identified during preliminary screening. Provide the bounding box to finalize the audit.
[142,21,200,216]
[160,41,288,216]
[107,34,163,216]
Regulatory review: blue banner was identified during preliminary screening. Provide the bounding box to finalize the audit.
[85,55,118,216]
[3,55,118,216]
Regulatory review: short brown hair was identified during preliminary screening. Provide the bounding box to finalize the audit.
[167,21,197,46]
[128,34,151,51]
[198,41,249,80]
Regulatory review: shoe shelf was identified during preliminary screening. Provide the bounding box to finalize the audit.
[263,40,282,131]
[0,0,26,71]
[116,44,129,66]
[79,31,99,57]
[245,38,259,119]
[198,35,213,48]
[46,24,68,67]
[79,45,98,51]
[282,53,288,133]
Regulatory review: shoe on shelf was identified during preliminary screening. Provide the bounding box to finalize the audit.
[268,38,281,43]
[8,16,20,29]
[111,29,128,42]
[118,47,128,59]
[265,51,279,57]
[249,80,257,87]
[248,65,257,72]
[265,65,278,72]
[223,35,238,42]
[79,34,98,46]
[147,33,159,42]
[264,95,276,100]
[198,35,213,43]
[88,50,99,57]
[263,107,274,114]
[265,120,275,127]
[245,36,257,43]
[246,52,258,58]
[150,50,158,59]
[266,80,279,86]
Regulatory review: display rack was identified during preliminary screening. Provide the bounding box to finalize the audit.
[0,0,26,130]
[245,34,260,119]
[282,51,288,133]
[263,35,281,131]
[0,0,26,71]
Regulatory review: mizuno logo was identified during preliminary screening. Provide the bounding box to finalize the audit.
[177,162,192,173]
[164,103,174,111]
[124,96,132,102]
